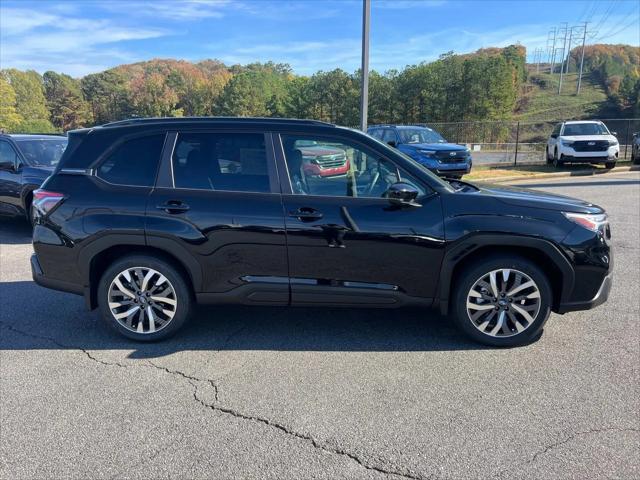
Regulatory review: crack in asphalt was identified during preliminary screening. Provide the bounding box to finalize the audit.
[1,322,426,480]
[187,379,425,480]
[494,426,640,478]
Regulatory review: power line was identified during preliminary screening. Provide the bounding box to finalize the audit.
[595,16,639,41]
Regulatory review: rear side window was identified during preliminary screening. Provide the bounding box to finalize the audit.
[382,129,396,143]
[172,132,270,192]
[98,134,165,186]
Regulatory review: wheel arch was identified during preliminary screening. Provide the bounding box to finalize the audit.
[84,242,202,310]
[438,235,574,315]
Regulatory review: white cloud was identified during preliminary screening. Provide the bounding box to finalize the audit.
[99,0,234,20]
[0,6,168,76]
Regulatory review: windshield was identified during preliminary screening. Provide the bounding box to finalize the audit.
[398,128,447,144]
[15,138,68,167]
[562,123,610,136]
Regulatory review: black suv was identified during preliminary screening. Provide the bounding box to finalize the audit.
[31,118,612,346]
[0,133,68,222]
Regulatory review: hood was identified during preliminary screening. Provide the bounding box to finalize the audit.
[299,145,344,156]
[22,165,54,183]
[472,182,603,213]
[559,135,616,142]
[404,142,467,152]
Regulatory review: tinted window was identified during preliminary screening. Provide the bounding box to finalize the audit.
[172,132,270,192]
[0,141,18,167]
[562,123,609,136]
[14,138,67,167]
[98,134,165,186]
[368,129,382,140]
[382,129,396,143]
[552,124,561,136]
[282,135,426,198]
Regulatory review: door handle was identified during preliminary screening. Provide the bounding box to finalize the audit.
[289,207,323,221]
[157,200,190,213]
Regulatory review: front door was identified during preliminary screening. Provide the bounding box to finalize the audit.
[146,130,289,304]
[0,141,23,216]
[276,133,445,306]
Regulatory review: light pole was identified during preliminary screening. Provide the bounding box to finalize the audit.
[360,0,370,132]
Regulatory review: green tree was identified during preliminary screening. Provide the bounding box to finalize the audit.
[43,71,93,131]
[81,70,133,124]
[0,76,23,131]
[1,69,55,132]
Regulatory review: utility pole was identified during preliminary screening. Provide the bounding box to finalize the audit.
[549,27,558,74]
[565,27,574,75]
[536,48,541,73]
[576,22,589,94]
[359,0,370,132]
[558,23,568,94]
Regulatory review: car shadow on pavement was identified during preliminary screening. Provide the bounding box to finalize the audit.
[0,280,499,356]
[0,217,32,245]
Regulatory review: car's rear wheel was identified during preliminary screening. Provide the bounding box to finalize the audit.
[98,255,192,341]
[451,255,552,347]
[546,147,553,164]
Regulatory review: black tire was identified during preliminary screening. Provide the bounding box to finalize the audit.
[552,149,562,168]
[604,161,616,169]
[98,254,193,341]
[546,147,553,164]
[450,255,552,347]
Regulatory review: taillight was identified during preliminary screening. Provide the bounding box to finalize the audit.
[32,189,65,217]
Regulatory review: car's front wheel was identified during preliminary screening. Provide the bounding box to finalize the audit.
[552,148,562,168]
[604,161,616,169]
[451,255,552,347]
[98,255,193,341]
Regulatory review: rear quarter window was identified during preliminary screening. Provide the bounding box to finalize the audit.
[97,134,165,186]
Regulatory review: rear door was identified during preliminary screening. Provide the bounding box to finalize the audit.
[146,130,289,304]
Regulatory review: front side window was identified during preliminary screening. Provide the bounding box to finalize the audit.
[98,134,165,186]
[0,141,18,168]
[172,132,270,192]
[281,135,426,198]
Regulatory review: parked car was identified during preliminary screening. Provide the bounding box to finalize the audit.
[546,120,619,169]
[0,133,68,222]
[31,117,611,347]
[294,139,350,177]
[632,132,639,165]
[368,125,472,179]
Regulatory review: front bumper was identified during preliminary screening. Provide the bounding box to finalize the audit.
[557,270,612,313]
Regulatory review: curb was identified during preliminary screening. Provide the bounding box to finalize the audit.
[469,164,640,184]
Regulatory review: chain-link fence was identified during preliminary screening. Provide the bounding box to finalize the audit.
[370,118,639,167]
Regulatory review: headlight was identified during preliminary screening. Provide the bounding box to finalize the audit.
[563,212,608,232]
[561,139,574,146]
[608,139,619,146]
[418,149,436,156]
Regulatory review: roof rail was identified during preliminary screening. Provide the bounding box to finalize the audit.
[101,116,335,128]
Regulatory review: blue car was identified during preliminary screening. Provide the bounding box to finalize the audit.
[368,125,472,178]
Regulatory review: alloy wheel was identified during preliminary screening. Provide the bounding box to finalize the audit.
[465,268,541,338]
[108,267,177,334]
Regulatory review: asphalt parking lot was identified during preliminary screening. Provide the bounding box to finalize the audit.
[1,171,638,479]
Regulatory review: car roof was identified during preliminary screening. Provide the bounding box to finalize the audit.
[1,134,67,140]
[97,116,334,129]
[369,125,431,130]
[563,120,603,125]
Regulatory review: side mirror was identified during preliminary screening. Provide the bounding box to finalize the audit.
[387,140,397,148]
[384,182,421,207]
[550,134,558,139]
[610,131,617,136]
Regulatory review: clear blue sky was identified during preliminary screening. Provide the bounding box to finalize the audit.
[1,0,638,77]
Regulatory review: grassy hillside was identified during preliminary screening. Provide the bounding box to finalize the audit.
[515,70,618,121]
